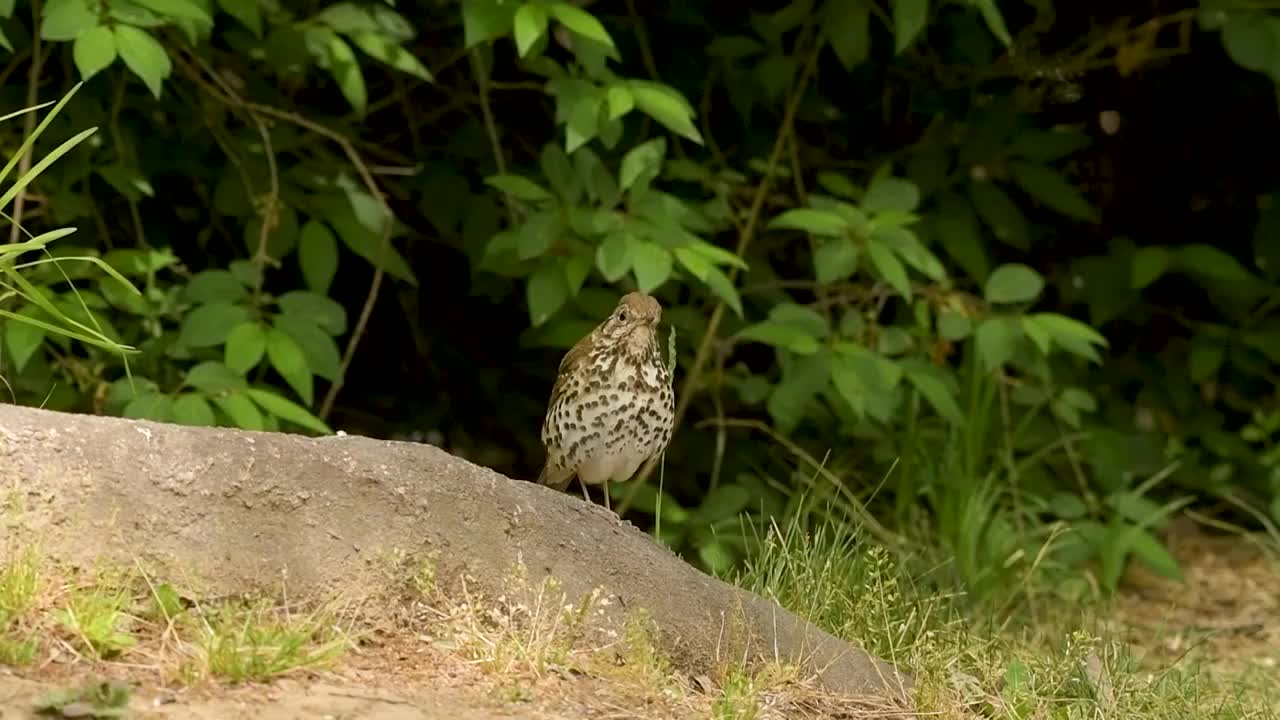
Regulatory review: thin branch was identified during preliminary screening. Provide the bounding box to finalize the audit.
[469,48,515,223]
[8,0,41,244]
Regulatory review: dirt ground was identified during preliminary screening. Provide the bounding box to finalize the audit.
[2,524,1276,720]
[1113,518,1280,681]
[0,619,714,720]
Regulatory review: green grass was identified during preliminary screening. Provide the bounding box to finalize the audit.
[0,547,353,685]
[185,598,349,683]
[732,512,1278,719]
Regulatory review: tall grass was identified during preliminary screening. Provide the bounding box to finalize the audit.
[733,508,1277,719]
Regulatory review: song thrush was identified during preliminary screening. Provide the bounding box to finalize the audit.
[537,292,675,510]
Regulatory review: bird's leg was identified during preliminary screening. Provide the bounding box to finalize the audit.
[604,480,612,512]
[579,477,591,502]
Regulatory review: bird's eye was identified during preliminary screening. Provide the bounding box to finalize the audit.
[617,309,629,322]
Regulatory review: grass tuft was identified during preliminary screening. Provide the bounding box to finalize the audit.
[734,510,1279,720]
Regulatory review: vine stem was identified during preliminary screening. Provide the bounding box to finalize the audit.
[470,47,516,223]
[615,28,827,516]
[8,0,41,244]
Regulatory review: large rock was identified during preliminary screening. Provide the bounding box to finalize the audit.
[0,404,911,701]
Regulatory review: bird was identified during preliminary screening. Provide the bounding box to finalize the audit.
[536,291,676,512]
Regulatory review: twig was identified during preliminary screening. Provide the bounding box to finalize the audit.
[109,71,148,247]
[8,0,41,244]
[616,27,827,515]
[248,113,280,305]
[469,48,515,223]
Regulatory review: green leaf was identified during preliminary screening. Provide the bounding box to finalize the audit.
[185,270,247,305]
[984,263,1045,304]
[866,238,912,300]
[814,236,858,284]
[213,392,264,430]
[1026,312,1109,363]
[770,303,830,339]
[41,0,99,41]
[1127,527,1183,581]
[674,245,711,281]
[1131,246,1172,290]
[218,0,262,37]
[1188,340,1225,382]
[124,393,172,422]
[862,176,920,213]
[767,352,831,433]
[179,303,252,348]
[185,361,247,393]
[564,92,601,153]
[934,193,990,282]
[527,260,569,326]
[976,316,1021,371]
[968,180,1029,250]
[549,3,617,52]
[767,208,849,237]
[937,312,972,341]
[891,0,929,53]
[274,315,342,382]
[4,306,45,372]
[971,0,1012,46]
[113,26,172,99]
[320,192,417,284]
[172,394,216,426]
[1222,14,1274,72]
[631,241,673,293]
[1008,129,1091,162]
[826,0,870,70]
[266,328,313,405]
[702,266,743,317]
[461,0,515,47]
[689,241,748,270]
[596,233,633,282]
[903,362,964,424]
[298,220,339,294]
[246,389,331,434]
[485,174,554,202]
[606,85,634,120]
[1009,161,1098,222]
[1175,244,1262,288]
[278,291,347,336]
[513,3,548,57]
[515,210,565,260]
[350,32,434,82]
[242,204,299,262]
[315,2,378,33]
[132,0,211,23]
[735,321,820,355]
[628,80,703,144]
[1021,315,1051,355]
[224,322,267,375]
[619,137,666,192]
[73,25,117,81]
[873,226,945,281]
[326,32,367,114]
[563,254,591,296]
